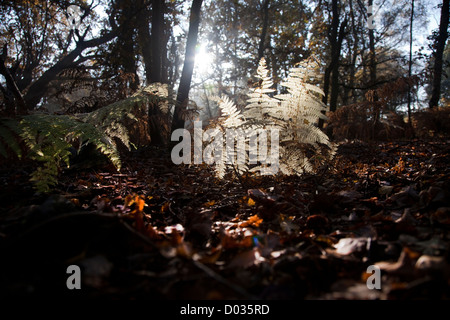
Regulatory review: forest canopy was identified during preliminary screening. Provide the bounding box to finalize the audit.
[0,0,448,120]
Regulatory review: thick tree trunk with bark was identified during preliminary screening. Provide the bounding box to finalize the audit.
[171,0,203,132]
[137,0,153,84]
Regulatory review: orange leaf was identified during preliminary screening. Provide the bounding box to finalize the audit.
[161,202,170,213]
[203,200,216,207]
[136,196,145,212]
[124,194,135,207]
[239,214,263,228]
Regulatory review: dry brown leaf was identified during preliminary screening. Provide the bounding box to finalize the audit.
[228,248,265,268]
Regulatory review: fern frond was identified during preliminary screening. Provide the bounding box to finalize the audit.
[217,95,244,128]
[206,55,334,178]
[244,58,279,123]
[141,82,171,114]
[16,113,121,192]
[82,83,171,150]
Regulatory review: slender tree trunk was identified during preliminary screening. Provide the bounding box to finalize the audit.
[322,65,332,106]
[150,0,164,83]
[322,0,339,107]
[171,0,203,132]
[330,17,347,112]
[429,0,449,108]
[347,0,359,104]
[407,0,414,127]
[257,0,270,61]
[368,0,377,88]
[368,0,379,139]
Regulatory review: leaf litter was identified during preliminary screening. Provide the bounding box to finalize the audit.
[0,139,449,299]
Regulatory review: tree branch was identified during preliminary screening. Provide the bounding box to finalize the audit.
[24,30,117,109]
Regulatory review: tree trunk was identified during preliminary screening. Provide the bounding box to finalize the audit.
[0,45,27,115]
[368,0,377,88]
[171,0,204,132]
[137,0,153,84]
[429,0,449,108]
[118,13,140,91]
[146,0,167,145]
[257,0,270,61]
[407,0,414,127]
[346,0,359,105]
[320,0,346,129]
[150,0,164,83]
[329,17,347,112]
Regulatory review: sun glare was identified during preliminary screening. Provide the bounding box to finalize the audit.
[195,44,214,78]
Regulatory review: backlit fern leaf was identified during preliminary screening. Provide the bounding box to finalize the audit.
[82,83,171,150]
[208,56,335,178]
[18,113,121,192]
[0,83,170,192]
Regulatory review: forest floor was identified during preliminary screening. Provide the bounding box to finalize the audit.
[0,138,449,300]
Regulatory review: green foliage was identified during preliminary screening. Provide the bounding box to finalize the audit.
[0,83,170,193]
[210,57,335,178]
[2,113,121,193]
[81,83,171,150]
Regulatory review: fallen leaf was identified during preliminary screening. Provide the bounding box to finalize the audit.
[228,247,265,268]
[203,200,216,207]
[239,214,263,228]
[375,247,419,276]
[415,255,445,273]
[160,201,170,213]
[334,237,370,256]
